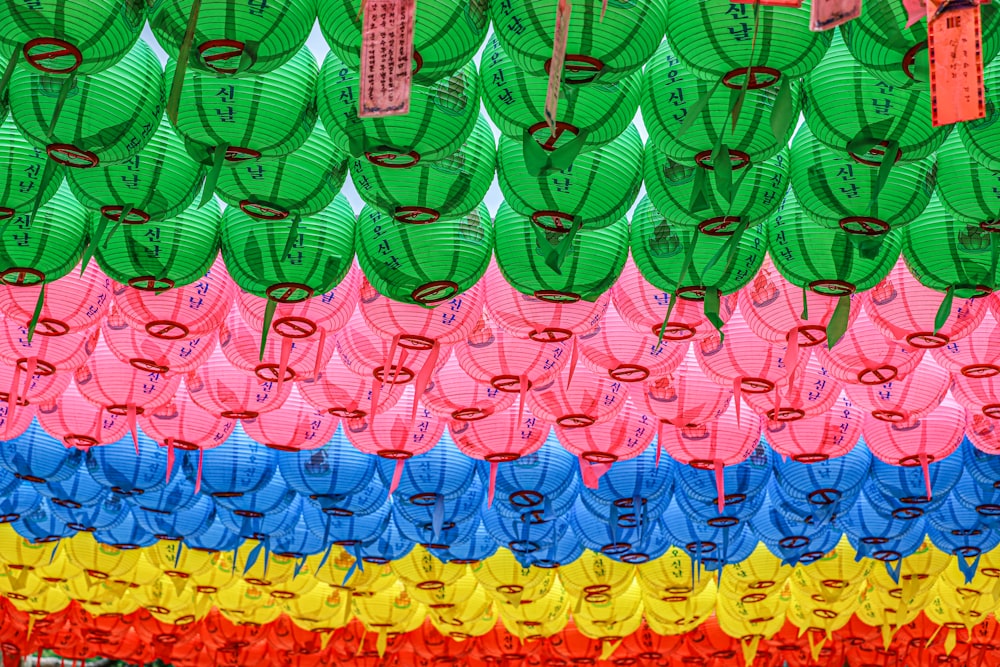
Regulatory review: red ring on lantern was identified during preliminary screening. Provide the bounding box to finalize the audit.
[839,216,890,236]
[697,216,745,236]
[544,55,605,84]
[872,409,906,423]
[329,407,365,419]
[891,507,924,520]
[530,210,576,233]
[650,322,697,341]
[46,143,99,168]
[64,434,98,449]
[557,414,596,428]
[100,205,150,225]
[490,374,528,393]
[376,449,413,460]
[600,542,632,555]
[0,207,14,221]
[224,147,261,162]
[809,279,856,297]
[676,286,708,301]
[51,498,81,509]
[528,121,581,151]
[0,267,46,286]
[707,517,740,528]
[528,328,573,343]
[16,359,55,376]
[509,490,543,507]
[397,334,435,351]
[984,404,1000,419]
[272,316,317,339]
[694,150,751,171]
[34,318,71,337]
[197,39,248,74]
[768,407,805,422]
[496,584,523,594]
[233,510,263,518]
[23,38,83,73]
[412,280,459,304]
[266,282,314,303]
[807,488,842,505]
[857,364,898,385]
[106,405,144,417]
[394,206,440,224]
[582,451,617,464]
[848,141,903,167]
[373,365,414,384]
[365,150,420,168]
[254,364,296,383]
[451,407,489,421]
[485,452,519,463]
[899,453,936,468]
[128,276,176,292]
[533,289,581,304]
[608,364,650,382]
[721,66,781,90]
[790,325,827,348]
[740,377,774,394]
[901,41,928,81]
[129,358,169,374]
[741,593,768,604]
[905,331,950,348]
[239,200,289,221]
[145,320,190,340]
[980,219,1000,232]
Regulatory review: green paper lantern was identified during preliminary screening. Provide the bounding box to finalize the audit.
[934,131,1000,229]
[841,1,1000,88]
[0,116,63,219]
[350,114,495,224]
[221,194,355,301]
[481,35,642,160]
[490,0,668,84]
[94,197,222,289]
[494,201,627,302]
[66,118,205,225]
[215,120,349,221]
[642,40,800,167]
[0,182,88,286]
[0,0,145,76]
[498,124,642,232]
[630,195,766,299]
[665,0,832,86]
[643,145,789,236]
[318,0,489,85]
[902,195,1000,296]
[355,203,494,305]
[150,0,315,77]
[768,190,901,296]
[802,33,949,164]
[317,52,480,164]
[168,45,317,164]
[789,124,935,237]
[8,39,165,168]
[959,59,1000,172]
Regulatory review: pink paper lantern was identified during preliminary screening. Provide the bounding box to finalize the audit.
[636,347,732,428]
[241,386,338,452]
[484,265,608,343]
[611,257,736,342]
[951,372,1000,422]
[764,392,862,462]
[0,399,35,440]
[37,376,128,449]
[139,386,236,454]
[866,261,988,350]
[0,362,71,407]
[967,411,1000,455]
[236,263,361,342]
[0,262,111,336]
[113,257,235,342]
[299,354,403,420]
[815,306,924,385]
[187,347,291,419]
[741,352,842,422]
[0,321,97,376]
[421,356,516,422]
[931,310,1000,379]
[337,313,452,385]
[526,361,629,429]
[556,399,655,486]
[844,354,950,424]
[738,257,846,349]
[102,311,216,376]
[220,307,336,384]
[579,303,686,383]
[863,395,966,498]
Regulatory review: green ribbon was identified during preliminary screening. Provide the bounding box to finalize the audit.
[677,78,722,139]
[0,52,18,102]
[826,295,851,349]
[770,75,795,142]
[712,143,733,205]
[521,127,590,177]
[26,284,45,343]
[866,140,900,214]
[259,298,277,361]
[703,287,725,339]
[933,286,955,334]
[801,284,809,321]
[200,145,227,208]
[168,0,202,126]
[80,213,110,275]
[282,213,302,257]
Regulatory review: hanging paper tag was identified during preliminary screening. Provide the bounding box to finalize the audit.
[810,0,862,30]
[927,0,986,126]
[358,0,416,118]
[544,0,572,134]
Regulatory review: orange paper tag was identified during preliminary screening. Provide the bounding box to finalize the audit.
[544,0,572,134]
[810,0,862,30]
[927,0,986,126]
[359,0,416,118]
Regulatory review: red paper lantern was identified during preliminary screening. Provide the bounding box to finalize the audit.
[37,380,128,448]
[241,386,338,451]
[815,306,924,385]
[931,310,1000,379]
[299,353,403,420]
[139,386,236,453]
[102,310,216,376]
[527,361,629,429]
[579,302,686,384]
[636,347,733,427]
[421,356,516,422]
[764,392,862,462]
[0,262,111,337]
[220,307,336,384]
[187,346,291,419]
[844,354,950,424]
[741,351,843,422]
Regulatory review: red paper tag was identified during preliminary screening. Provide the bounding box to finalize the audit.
[733,0,803,6]
[810,0,862,30]
[927,0,986,126]
[544,0,572,134]
[358,0,416,118]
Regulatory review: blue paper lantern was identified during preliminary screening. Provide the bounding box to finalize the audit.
[427,518,497,564]
[213,468,298,517]
[661,499,751,570]
[357,511,415,565]
[270,517,329,559]
[953,474,1000,530]
[962,437,1000,489]
[93,509,158,549]
[50,493,129,532]
[773,441,872,504]
[40,468,108,508]
[376,432,478,505]
[485,434,579,519]
[749,483,840,565]
[183,516,242,553]
[135,493,216,541]
[85,427,174,497]
[218,494,302,541]
[482,504,563,555]
[581,445,674,513]
[125,459,200,514]
[12,501,75,543]
[394,474,485,531]
[870,455,964,518]
[838,484,921,558]
[0,421,83,484]
[399,506,485,551]
[607,518,677,564]
[278,426,377,508]
[516,520,582,569]
[0,482,41,523]
[675,484,767,529]
[676,438,772,505]
[188,423,278,498]
[304,496,388,547]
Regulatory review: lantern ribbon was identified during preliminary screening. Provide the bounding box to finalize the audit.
[389,459,405,496]
[770,76,795,141]
[521,127,590,177]
[826,295,851,348]
[127,404,139,455]
[741,636,762,667]
[166,439,175,484]
[194,448,204,494]
[958,551,983,584]
[714,460,726,513]
[432,495,445,542]
[933,285,955,334]
[0,52,17,102]
[167,0,202,125]
[80,213,111,275]
[26,284,45,343]
[200,145,228,208]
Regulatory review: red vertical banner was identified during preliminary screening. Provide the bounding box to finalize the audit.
[810,0,862,30]
[927,0,986,126]
[359,0,417,118]
[544,0,572,134]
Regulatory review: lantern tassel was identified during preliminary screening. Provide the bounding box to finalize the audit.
[26,283,45,343]
[933,285,955,335]
[826,295,851,348]
[733,376,742,428]
[432,494,445,542]
[282,213,302,258]
[655,421,663,468]
[487,461,497,509]
[741,636,761,667]
[200,145,227,208]
[276,335,293,391]
[6,363,22,437]
[785,325,800,395]
[195,448,204,494]
[920,452,932,501]
[168,0,202,125]
[128,404,139,455]
[801,284,809,321]
[166,438,175,484]
[389,459,404,496]
[714,460,726,514]
[259,299,277,361]
[410,340,440,427]
[566,335,579,389]
[80,213,110,275]
[314,328,327,380]
[517,374,527,430]
[17,358,38,436]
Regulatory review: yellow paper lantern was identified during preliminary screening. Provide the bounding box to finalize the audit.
[642,578,717,636]
[471,549,557,605]
[636,546,712,599]
[0,524,56,570]
[63,533,143,580]
[285,583,352,633]
[189,551,236,595]
[558,551,635,603]
[215,578,283,625]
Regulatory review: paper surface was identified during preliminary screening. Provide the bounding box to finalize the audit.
[810,0,862,30]
[927,0,986,126]
[359,0,416,118]
[734,0,803,6]
[544,0,572,134]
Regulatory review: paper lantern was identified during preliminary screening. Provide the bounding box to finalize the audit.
[421,356,516,422]
[276,424,376,512]
[611,258,736,343]
[0,399,36,442]
[150,0,313,77]
[765,392,863,462]
[320,0,488,85]
[494,202,628,302]
[0,422,83,484]
[582,444,674,518]
[490,0,668,83]
[774,441,869,517]
[86,426,175,497]
[636,347,732,428]
[215,120,348,221]
[0,262,110,338]
[528,361,629,430]
[345,385,445,466]
[0,183,89,286]
[318,53,479,163]
[168,45,317,165]
[487,434,578,519]
[579,303,685,384]
[498,125,642,231]
[50,492,129,532]
[745,334,843,422]
[960,59,1000,172]
[815,307,924,386]
[36,380,127,449]
[241,386,338,452]
[356,204,493,305]
[300,353,403,421]
[221,194,354,301]
[952,371,1000,422]
[749,487,838,565]
[0,321,97,388]
[0,361,70,413]
[557,399,654,473]
[0,117,63,219]
[666,0,831,84]
[219,307,336,384]
[450,404,550,485]
[9,39,164,168]
[103,312,215,379]
[139,389,235,457]
[189,423,277,499]
[802,33,947,163]
[67,120,205,225]
[187,346,291,420]
[352,114,494,223]
[845,354,950,425]
[790,124,935,237]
